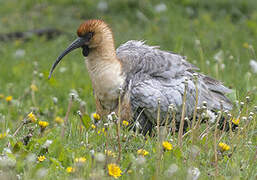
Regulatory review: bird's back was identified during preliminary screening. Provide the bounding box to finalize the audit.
[116,40,232,132]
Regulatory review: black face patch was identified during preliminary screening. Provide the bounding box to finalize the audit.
[83,32,94,41]
[82,45,89,57]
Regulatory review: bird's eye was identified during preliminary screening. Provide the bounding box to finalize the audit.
[84,32,94,41]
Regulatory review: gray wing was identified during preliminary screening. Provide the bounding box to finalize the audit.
[117,40,232,125]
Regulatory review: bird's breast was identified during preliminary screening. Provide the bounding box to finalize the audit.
[86,58,125,110]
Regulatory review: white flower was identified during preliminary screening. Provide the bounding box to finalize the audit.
[136,156,146,165]
[95,153,105,163]
[206,110,216,123]
[0,155,16,167]
[14,49,25,58]
[154,3,167,13]
[165,164,178,176]
[97,1,108,12]
[249,59,257,73]
[213,50,224,63]
[187,167,200,180]
[36,168,48,178]
[43,140,53,148]
[69,89,79,99]
[59,67,67,73]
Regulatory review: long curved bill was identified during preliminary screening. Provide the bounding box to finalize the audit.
[48,37,86,79]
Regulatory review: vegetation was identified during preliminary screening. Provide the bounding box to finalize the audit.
[0,0,256,179]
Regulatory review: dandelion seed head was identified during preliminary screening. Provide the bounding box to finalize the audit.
[36,168,48,178]
[135,156,146,165]
[165,164,178,176]
[155,3,167,13]
[43,140,53,148]
[187,167,200,180]
[52,97,58,104]
[97,1,108,12]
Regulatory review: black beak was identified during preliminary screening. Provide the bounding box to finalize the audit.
[48,37,87,79]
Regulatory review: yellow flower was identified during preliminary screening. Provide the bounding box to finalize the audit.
[232,118,239,125]
[38,155,46,162]
[0,133,7,139]
[105,150,116,157]
[219,142,230,152]
[93,113,101,121]
[108,163,122,179]
[28,112,37,122]
[122,120,129,126]
[0,94,4,99]
[30,84,38,92]
[66,166,75,173]
[75,157,86,163]
[38,121,49,128]
[243,42,249,49]
[55,116,64,124]
[91,124,96,129]
[5,96,13,102]
[162,141,173,151]
[137,149,149,156]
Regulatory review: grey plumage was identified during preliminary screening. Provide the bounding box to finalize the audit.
[117,40,232,133]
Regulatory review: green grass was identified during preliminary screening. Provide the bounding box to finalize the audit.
[0,0,256,179]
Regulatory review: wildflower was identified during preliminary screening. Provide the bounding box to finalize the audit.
[55,116,64,124]
[137,149,149,156]
[0,133,7,139]
[0,94,4,99]
[243,42,249,49]
[122,120,129,126]
[28,112,37,122]
[218,142,230,152]
[30,84,38,92]
[75,157,86,163]
[105,150,116,157]
[66,167,75,173]
[95,153,105,163]
[5,96,13,102]
[232,118,239,125]
[38,155,46,162]
[38,121,49,128]
[162,141,173,151]
[108,163,122,179]
[250,59,257,74]
[91,124,96,129]
[93,113,101,121]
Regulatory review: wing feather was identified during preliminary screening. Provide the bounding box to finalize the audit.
[117,40,232,125]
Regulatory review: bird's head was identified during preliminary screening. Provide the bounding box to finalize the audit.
[48,19,114,79]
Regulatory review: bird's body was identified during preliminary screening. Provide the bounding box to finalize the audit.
[49,19,232,134]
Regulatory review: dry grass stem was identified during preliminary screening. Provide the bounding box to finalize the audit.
[61,95,73,137]
[214,111,222,177]
[156,98,161,177]
[116,88,122,163]
[178,78,188,148]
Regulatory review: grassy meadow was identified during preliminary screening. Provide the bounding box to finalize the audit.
[0,0,256,179]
